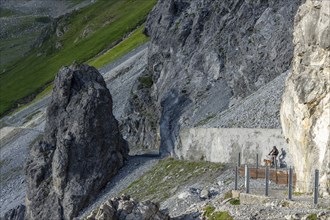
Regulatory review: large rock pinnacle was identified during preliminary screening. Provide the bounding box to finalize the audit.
[281,0,330,196]
[25,63,129,219]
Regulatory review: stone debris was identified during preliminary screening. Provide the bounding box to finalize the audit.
[199,189,210,200]
[84,195,170,220]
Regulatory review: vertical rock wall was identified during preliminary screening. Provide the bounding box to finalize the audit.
[281,0,330,196]
[123,0,301,155]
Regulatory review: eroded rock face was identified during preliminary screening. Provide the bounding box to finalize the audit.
[25,63,129,219]
[281,0,330,196]
[85,195,170,220]
[123,0,301,155]
[1,204,25,220]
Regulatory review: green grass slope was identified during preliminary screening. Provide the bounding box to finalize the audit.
[122,158,224,203]
[0,16,46,68]
[89,25,149,68]
[0,0,156,116]
[8,25,149,115]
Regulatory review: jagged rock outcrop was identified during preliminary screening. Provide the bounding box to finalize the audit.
[25,63,129,219]
[33,14,69,51]
[84,195,170,220]
[120,70,161,155]
[281,0,330,196]
[122,0,301,154]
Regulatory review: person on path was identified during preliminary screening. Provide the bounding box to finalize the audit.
[268,146,279,167]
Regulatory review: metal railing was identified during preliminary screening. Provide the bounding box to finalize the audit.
[232,153,325,206]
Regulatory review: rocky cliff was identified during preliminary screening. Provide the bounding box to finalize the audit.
[281,0,330,196]
[25,63,128,219]
[122,0,301,155]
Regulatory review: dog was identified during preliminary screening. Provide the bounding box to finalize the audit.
[264,159,272,166]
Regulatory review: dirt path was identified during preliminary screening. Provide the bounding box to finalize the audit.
[78,155,161,218]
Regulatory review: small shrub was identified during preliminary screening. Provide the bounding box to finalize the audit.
[280,201,290,207]
[203,205,234,220]
[203,205,215,218]
[229,199,240,205]
[293,192,304,196]
[211,211,234,220]
[306,214,317,220]
[138,75,153,88]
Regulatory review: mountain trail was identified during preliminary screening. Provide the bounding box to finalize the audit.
[78,155,161,219]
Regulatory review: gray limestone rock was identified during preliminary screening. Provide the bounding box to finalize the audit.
[200,189,210,200]
[25,63,129,220]
[120,70,161,156]
[123,0,301,155]
[84,195,170,220]
[281,0,330,197]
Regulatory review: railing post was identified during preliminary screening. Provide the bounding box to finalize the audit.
[256,154,259,169]
[238,152,241,167]
[256,154,259,179]
[275,165,278,184]
[245,165,250,193]
[265,166,269,196]
[314,169,319,206]
[288,166,293,200]
[234,166,238,190]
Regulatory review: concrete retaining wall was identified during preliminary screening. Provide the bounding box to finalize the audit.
[176,128,292,167]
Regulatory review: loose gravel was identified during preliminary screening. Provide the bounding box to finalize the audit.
[78,155,160,218]
[206,71,289,129]
[160,166,330,219]
[0,128,42,215]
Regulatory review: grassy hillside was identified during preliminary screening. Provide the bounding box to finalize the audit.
[9,25,149,115]
[89,25,149,68]
[0,0,156,116]
[0,16,47,68]
[122,158,224,203]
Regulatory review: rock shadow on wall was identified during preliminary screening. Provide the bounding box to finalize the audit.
[160,89,191,156]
